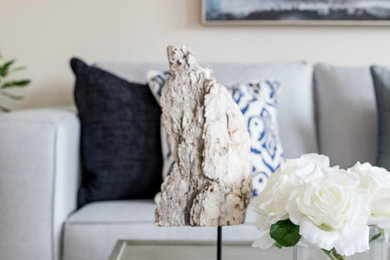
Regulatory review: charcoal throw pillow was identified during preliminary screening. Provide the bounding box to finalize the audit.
[71,58,163,207]
[371,65,390,170]
[147,70,284,196]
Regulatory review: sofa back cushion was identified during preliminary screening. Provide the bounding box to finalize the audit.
[371,66,390,170]
[314,63,378,168]
[96,62,318,158]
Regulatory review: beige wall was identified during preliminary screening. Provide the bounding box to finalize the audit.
[1,0,390,109]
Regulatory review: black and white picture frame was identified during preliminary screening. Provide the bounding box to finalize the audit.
[202,0,390,25]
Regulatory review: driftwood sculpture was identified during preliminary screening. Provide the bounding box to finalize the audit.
[155,45,252,227]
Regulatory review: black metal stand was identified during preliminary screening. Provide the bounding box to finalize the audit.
[217,226,222,260]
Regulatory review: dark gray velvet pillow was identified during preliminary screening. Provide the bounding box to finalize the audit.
[71,58,163,207]
[371,65,390,170]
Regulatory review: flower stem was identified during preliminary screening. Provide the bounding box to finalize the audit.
[322,249,338,260]
[322,249,346,260]
[369,227,384,243]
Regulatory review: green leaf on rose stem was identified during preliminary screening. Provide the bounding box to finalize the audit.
[270,219,301,247]
[331,248,347,260]
[1,79,31,89]
[370,227,385,243]
[322,248,346,260]
[274,241,283,249]
[370,233,382,243]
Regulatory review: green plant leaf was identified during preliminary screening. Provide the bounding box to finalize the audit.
[1,91,24,100]
[274,241,283,249]
[0,105,10,112]
[8,66,27,76]
[10,66,26,71]
[270,219,301,247]
[0,59,16,77]
[1,79,31,88]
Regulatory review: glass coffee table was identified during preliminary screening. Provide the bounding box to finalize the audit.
[109,240,292,260]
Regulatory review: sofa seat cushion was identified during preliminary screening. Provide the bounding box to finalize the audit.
[63,200,258,260]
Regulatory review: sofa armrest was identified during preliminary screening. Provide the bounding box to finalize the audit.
[0,108,80,260]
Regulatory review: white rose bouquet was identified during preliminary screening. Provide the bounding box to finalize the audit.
[252,154,390,259]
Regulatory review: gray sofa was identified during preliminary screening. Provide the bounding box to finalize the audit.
[0,62,378,260]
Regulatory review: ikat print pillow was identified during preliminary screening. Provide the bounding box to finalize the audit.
[147,70,284,196]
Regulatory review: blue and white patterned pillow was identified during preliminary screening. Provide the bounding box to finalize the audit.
[147,70,284,196]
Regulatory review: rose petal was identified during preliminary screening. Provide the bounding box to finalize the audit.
[252,231,275,249]
[300,153,329,168]
[334,191,371,256]
[299,217,338,251]
[254,214,269,231]
[286,191,303,225]
[334,224,369,256]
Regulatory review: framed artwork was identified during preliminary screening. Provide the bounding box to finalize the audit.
[202,0,390,25]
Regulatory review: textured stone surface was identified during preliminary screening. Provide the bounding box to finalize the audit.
[155,45,252,227]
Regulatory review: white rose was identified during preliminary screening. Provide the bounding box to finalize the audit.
[252,168,290,247]
[252,154,371,257]
[252,154,329,224]
[288,167,370,256]
[348,162,390,229]
[253,154,332,248]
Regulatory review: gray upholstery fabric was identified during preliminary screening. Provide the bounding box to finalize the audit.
[63,201,257,260]
[371,66,390,170]
[97,62,318,158]
[0,108,80,260]
[314,63,378,168]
